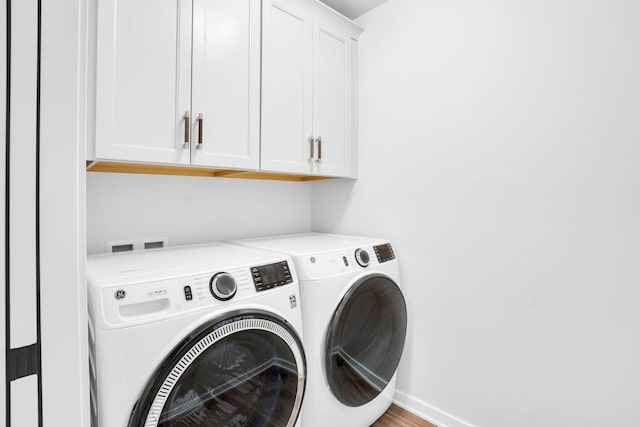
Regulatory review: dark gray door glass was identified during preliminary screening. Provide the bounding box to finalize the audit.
[325,275,407,407]
[129,312,305,427]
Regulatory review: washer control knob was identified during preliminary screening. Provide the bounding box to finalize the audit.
[354,249,370,268]
[210,272,237,301]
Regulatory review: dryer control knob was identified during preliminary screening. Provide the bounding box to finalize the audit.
[210,272,237,301]
[355,249,370,268]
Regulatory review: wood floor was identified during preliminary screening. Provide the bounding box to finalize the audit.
[371,404,437,427]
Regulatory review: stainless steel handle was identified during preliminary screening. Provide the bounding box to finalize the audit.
[196,113,203,150]
[182,111,190,148]
[309,136,315,161]
[317,136,322,163]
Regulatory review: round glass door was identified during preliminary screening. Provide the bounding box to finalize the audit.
[129,311,306,427]
[325,274,407,407]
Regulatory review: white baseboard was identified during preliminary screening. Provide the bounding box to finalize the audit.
[393,390,474,427]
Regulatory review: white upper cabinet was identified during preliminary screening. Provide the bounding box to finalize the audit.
[261,0,362,178]
[94,0,260,170]
[191,0,260,169]
[92,0,361,179]
[261,0,314,175]
[313,12,357,177]
[95,0,192,165]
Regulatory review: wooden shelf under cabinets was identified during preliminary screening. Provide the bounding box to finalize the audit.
[86,161,335,182]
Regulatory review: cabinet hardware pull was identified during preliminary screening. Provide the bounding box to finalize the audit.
[317,136,322,163]
[197,113,203,150]
[183,111,190,148]
[309,136,315,161]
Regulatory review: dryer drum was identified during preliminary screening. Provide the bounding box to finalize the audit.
[128,310,306,427]
[325,274,408,407]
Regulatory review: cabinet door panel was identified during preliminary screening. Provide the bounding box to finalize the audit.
[191,0,260,169]
[313,19,354,177]
[261,0,313,174]
[95,0,191,164]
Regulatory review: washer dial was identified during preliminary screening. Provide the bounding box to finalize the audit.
[354,249,370,267]
[210,272,237,301]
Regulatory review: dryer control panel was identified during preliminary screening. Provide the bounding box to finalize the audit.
[292,241,398,281]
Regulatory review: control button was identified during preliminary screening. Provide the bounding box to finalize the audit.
[210,272,237,301]
[184,286,193,301]
[355,249,370,268]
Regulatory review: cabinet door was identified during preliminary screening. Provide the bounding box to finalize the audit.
[313,15,356,177]
[261,0,314,174]
[95,0,191,164]
[191,0,260,169]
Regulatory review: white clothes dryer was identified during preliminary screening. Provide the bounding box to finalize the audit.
[232,233,407,427]
[87,243,306,427]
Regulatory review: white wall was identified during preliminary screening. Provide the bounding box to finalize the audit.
[86,172,312,254]
[40,0,90,425]
[312,0,640,426]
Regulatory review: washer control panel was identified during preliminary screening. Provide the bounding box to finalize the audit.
[374,243,396,263]
[251,261,293,292]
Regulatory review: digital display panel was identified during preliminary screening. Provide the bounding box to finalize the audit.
[251,261,293,292]
[374,244,395,263]
[258,263,286,285]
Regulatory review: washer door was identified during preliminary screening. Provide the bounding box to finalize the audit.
[325,274,407,407]
[129,310,306,427]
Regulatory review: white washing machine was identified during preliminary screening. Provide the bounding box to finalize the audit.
[232,233,407,427]
[87,243,307,427]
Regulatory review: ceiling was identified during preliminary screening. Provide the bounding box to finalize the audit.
[319,0,389,20]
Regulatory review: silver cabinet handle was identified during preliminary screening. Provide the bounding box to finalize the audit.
[309,136,315,161]
[182,111,190,148]
[317,136,322,163]
[196,113,203,150]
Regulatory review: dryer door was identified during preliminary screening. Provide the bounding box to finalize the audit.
[325,274,407,407]
[129,310,306,427]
